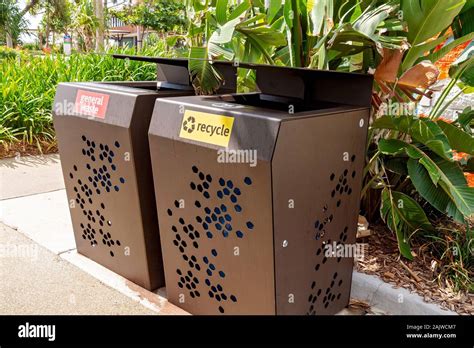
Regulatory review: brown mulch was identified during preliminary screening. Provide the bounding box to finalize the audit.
[0,140,58,159]
[355,223,473,315]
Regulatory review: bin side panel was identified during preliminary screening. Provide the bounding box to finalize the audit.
[149,101,278,314]
[53,83,193,290]
[129,94,168,290]
[272,108,370,314]
[53,93,155,290]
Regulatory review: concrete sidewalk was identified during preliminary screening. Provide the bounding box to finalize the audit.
[0,154,187,315]
[0,154,455,315]
[0,223,155,315]
[0,154,65,200]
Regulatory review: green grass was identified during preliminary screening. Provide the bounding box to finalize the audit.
[0,45,169,146]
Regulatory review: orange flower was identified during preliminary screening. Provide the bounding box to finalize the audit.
[453,151,470,161]
[437,116,453,123]
[418,113,453,123]
[435,40,471,80]
[433,28,452,52]
[464,173,474,187]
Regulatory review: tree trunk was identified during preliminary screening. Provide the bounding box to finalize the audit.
[44,5,50,49]
[85,30,93,52]
[6,32,13,48]
[45,25,50,48]
[136,25,142,52]
[19,0,40,17]
[38,32,44,49]
[94,0,105,52]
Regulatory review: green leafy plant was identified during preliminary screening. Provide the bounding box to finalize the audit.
[0,0,28,47]
[0,45,167,146]
[109,0,187,34]
[30,0,72,49]
[266,0,406,70]
[184,0,286,94]
[359,0,474,265]
[366,86,474,260]
[71,0,99,52]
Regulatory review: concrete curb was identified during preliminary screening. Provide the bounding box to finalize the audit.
[60,249,189,315]
[350,271,457,315]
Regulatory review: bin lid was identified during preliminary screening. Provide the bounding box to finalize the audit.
[112,54,237,93]
[236,62,374,108]
[113,55,373,107]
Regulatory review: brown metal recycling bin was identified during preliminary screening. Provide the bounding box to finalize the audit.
[52,56,236,290]
[149,64,373,313]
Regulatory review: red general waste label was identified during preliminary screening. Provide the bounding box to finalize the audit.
[74,90,109,118]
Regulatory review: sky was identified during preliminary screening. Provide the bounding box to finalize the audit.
[17,0,129,43]
[18,0,43,43]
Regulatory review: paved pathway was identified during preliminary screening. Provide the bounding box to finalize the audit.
[0,223,155,315]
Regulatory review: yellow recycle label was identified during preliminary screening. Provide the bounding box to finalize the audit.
[179,110,234,147]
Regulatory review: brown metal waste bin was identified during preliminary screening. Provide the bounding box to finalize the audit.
[148,64,373,313]
[52,56,236,290]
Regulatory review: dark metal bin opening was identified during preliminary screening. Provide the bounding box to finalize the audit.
[53,56,237,291]
[149,64,373,314]
[206,93,342,113]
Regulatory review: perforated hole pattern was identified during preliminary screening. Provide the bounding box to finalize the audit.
[68,136,125,257]
[166,165,252,314]
[307,271,344,315]
[307,154,357,314]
